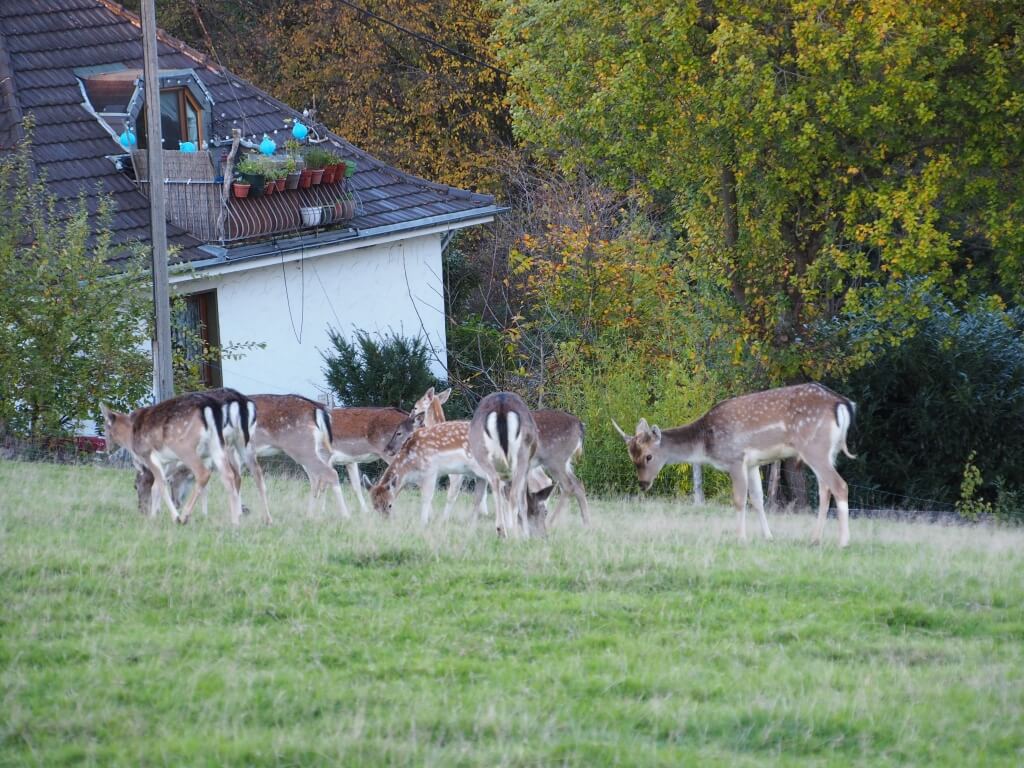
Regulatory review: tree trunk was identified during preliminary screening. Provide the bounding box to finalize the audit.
[720,165,743,305]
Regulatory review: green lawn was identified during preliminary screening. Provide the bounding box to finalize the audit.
[1,460,1022,766]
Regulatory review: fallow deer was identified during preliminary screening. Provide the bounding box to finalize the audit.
[531,410,590,526]
[101,390,253,525]
[384,405,589,528]
[383,386,490,513]
[613,382,856,546]
[468,392,541,538]
[326,405,411,512]
[370,421,489,524]
[134,392,340,523]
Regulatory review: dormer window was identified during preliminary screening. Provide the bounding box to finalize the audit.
[137,88,204,148]
[77,66,214,150]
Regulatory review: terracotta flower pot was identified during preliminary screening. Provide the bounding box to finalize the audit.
[321,166,337,185]
[299,169,313,189]
[275,177,286,192]
[264,180,275,195]
[310,168,325,186]
[232,181,250,198]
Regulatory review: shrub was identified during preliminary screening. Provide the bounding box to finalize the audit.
[321,328,443,409]
[831,300,1024,518]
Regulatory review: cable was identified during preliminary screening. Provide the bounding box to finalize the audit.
[334,0,509,78]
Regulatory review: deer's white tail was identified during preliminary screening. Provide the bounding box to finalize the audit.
[314,407,333,462]
[834,401,856,462]
[483,410,521,480]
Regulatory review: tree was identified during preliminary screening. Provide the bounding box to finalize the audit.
[0,131,152,437]
[493,0,1024,383]
[321,328,442,408]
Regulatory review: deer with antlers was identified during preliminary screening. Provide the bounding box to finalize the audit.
[614,382,856,546]
[102,389,254,525]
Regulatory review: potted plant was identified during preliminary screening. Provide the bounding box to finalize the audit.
[235,155,266,196]
[345,159,356,177]
[303,148,330,185]
[280,156,297,190]
[232,179,251,198]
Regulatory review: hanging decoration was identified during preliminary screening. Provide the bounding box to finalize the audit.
[259,134,277,156]
[291,121,309,141]
[179,140,198,153]
[118,128,137,149]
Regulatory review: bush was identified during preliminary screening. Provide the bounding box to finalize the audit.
[321,328,443,409]
[550,341,732,498]
[831,300,1024,518]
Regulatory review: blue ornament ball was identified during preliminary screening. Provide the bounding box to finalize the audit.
[118,128,137,149]
[292,121,309,140]
[259,134,277,156]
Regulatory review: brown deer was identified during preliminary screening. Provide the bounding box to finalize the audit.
[101,390,253,525]
[531,410,590,526]
[326,406,410,512]
[613,382,856,546]
[468,392,541,538]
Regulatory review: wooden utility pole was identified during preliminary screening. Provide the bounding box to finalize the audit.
[141,0,174,401]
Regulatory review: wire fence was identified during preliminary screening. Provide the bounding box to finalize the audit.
[4,432,1007,526]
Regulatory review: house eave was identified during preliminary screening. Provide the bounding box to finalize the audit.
[171,205,507,281]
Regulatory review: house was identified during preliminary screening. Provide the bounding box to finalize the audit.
[0,0,503,400]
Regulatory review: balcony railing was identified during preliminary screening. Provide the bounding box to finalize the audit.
[132,150,356,245]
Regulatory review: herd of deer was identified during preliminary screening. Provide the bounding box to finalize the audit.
[100,381,856,545]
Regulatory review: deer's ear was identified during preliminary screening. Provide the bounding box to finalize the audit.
[436,388,452,405]
[637,418,650,434]
[651,425,662,443]
[99,403,114,424]
[424,386,435,399]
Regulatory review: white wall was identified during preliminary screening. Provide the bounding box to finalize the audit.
[179,233,448,399]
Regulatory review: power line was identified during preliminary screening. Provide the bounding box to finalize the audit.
[335,0,509,78]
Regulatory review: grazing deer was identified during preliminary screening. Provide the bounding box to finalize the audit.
[101,390,253,525]
[531,410,590,526]
[326,406,411,512]
[133,392,340,523]
[383,386,491,513]
[468,392,541,538]
[613,382,856,546]
[370,421,489,523]
[246,394,344,520]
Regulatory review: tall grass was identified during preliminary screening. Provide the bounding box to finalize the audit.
[1,461,1022,766]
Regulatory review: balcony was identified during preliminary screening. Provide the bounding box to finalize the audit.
[131,150,356,245]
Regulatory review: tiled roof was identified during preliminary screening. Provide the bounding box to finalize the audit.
[0,0,498,264]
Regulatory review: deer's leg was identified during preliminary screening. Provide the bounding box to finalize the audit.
[469,478,488,519]
[442,474,464,521]
[215,452,244,526]
[729,465,750,542]
[747,465,773,541]
[809,464,849,547]
[420,469,439,526]
[246,452,273,525]
[314,462,349,519]
[546,461,590,526]
[344,462,369,514]
[176,459,213,525]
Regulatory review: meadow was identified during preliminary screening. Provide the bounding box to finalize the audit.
[1,460,1022,766]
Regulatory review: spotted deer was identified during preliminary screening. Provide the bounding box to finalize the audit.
[468,392,542,538]
[613,382,856,546]
[326,406,411,512]
[383,386,490,513]
[384,403,589,529]
[370,421,489,524]
[101,390,253,525]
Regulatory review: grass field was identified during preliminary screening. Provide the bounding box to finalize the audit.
[2,460,1023,766]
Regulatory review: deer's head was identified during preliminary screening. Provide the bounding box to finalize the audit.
[99,403,132,453]
[613,417,665,491]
